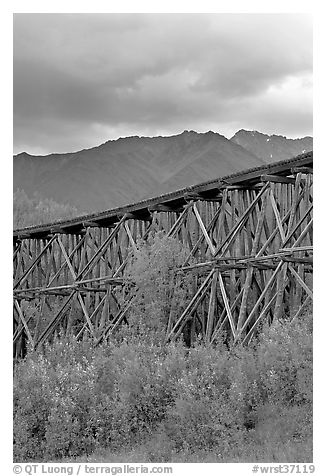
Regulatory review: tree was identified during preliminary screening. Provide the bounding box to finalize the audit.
[120,232,194,343]
[14,189,81,228]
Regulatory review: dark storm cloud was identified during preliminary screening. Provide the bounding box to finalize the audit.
[13,13,312,154]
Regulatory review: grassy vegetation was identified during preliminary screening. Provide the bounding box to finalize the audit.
[13,235,313,463]
[13,313,312,462]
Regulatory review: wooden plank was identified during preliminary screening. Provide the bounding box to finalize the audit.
[260,174,296,184]
[57,236,77,278]
[236,191,268,332]
[286,173,303,235]
[124,221,138,253]
[270,188,286,243]
[14,300,35,347]
[209,277,244,343]
[47,233,87,288]
[167,204,191,237]
[288,265,313,299]
[76,293,95,336]
[218,273,236,339]
[241,291,278,345]
[166,269,215,341]
[14,243,24,284]
[75,216,126,280]
[95,297,135,344]
[249,189,259,243]
[35,291,76,347]
[14,235,58,289]
[57,235,95,336]
[282,204,313,247]
[184,203,221,265]
[205,271,218,342]
[13,306,35,344]
[238,260,283,336]
[216,190,227,245]
[243,190,253,254]
[193,202,216,255]
[291,219,313,248]
[214,183,270,257]
[291,295,312,321]
[273,261,289,321]
[255,204,295,257]
[281,246,313,252]
[291,166,313,174]
[305,174,313,246]
[76,293,108,338]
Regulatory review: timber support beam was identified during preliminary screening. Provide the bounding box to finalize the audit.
[13,152,313,358]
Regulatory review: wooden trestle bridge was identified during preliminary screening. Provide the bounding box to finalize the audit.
[13,152,313,358]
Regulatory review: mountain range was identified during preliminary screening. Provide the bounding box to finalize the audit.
[13,130,313,213]
[231,129,312,162]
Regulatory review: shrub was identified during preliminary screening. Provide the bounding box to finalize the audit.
[13,338,187,461]
[162,343,247,453]
[94,341,186,450]
[13,354,51,460]
[13,305,313,461]
[119,233,194,344]
[14,337,99,460]
[255,314,313,407]
[229,313,313,449]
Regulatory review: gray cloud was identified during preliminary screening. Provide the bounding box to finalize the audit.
[13,13,312,154]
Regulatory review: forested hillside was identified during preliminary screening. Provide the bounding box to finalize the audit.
[13,189,82,229]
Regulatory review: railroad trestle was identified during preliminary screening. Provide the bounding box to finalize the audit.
[13,153,313,358]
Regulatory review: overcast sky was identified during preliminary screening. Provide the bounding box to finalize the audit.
[13,13,312,155]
